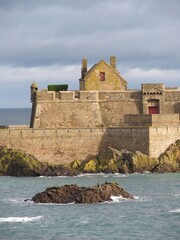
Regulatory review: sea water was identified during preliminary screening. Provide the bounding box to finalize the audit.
[0,174,179,240]
[0,108,31,126]
[0,109,179,239]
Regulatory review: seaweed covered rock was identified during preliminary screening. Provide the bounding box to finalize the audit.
[131,151,159,173]
[31,182,134,204]
[71,147,159,174]
[42,164,79,176]
[0,147,79,177]
[153,141,180,173]
[0,146,45,176]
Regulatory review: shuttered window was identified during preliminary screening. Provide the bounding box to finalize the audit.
[99,72,105,81]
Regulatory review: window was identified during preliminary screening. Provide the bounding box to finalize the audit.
[99,72,105,81]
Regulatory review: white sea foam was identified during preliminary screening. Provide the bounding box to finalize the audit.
[133,196,140,200]
[168,209,180,213]
[175,193,180,197]
[39,175,69,178]
[110,195,130,202]
[0,216,43,223]
[77,173,105,177]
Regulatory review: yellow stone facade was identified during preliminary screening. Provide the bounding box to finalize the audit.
[79,57,127,91]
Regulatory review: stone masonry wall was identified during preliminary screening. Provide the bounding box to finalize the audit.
[33,90,142,128]
[0,127,149,164]
[149,126,180,158]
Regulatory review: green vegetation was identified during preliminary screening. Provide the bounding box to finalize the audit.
[0,147,46,176]
[48,84,68,92]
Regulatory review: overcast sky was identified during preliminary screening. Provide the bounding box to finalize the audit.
[0,0,180,108]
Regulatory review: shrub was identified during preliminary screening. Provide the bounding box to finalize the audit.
[47,84,68,92]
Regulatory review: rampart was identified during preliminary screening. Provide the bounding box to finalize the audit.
[149,126,180,157]
[0,127,149,164]
[32,90,142,128]
[0,125,180,163]
[31,87,180,129]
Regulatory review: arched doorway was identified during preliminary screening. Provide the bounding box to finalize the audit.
[147,99,159,114]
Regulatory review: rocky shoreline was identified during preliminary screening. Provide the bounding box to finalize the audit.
[30,182,134,204]
[0,140,180,177]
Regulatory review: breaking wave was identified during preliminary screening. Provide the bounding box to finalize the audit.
[0,216,43,223]
[168,209,180,213]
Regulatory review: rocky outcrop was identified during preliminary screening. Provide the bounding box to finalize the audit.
[31,182,134,204]
[152,140,180,173]
[0,147,79,177]
[70,147,159,174]
[71,141,180,174]
[1,140,180,176]
[0,147,45,176]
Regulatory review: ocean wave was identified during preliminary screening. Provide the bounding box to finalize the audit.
[168,209,180,213]
[175,193,180,197]
[0,216,43,223]
[39,175,69,178]
[77,173,130,178]
[110,195,130,202]
[38,172,152,178]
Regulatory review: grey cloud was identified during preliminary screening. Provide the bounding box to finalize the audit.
[0,0,180,69]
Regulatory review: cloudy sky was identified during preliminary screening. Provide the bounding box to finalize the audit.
[0,0,180,108]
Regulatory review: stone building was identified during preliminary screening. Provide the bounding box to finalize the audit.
[29,56,180,129]
[79,56,127,91]
[0,56,180,164]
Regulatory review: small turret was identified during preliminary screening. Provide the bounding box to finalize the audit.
[30,81,38,102]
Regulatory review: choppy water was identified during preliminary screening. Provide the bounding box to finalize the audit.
[0,109,179,239]
[0,173,179,240]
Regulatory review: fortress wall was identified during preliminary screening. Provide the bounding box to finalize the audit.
[99,101,142,126]
[0,127,149,165]
[33,101,104,128]
[149,126,180,158]
[164,91,180,114]
[33,100,142,128]
[33,90,142,128]
[99,91,141,100]
[32,89,180,129]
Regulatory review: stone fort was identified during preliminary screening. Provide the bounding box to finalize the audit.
[0,56,180,164]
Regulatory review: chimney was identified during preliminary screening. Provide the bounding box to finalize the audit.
[81,58,87,79]
[110,56,116,69]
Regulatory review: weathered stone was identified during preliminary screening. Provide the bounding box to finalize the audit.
[31,182,134,204]
[0,147,45,176]
[0,147,79,177]
[153,142,180,173]
[79,159,98,173]
[42,164,79,176]
[69,159,82,170]
[131,151,159,173]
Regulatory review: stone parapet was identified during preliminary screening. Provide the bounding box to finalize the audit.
[125,114,180,127]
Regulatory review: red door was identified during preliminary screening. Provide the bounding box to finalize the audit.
[148,106,159,114]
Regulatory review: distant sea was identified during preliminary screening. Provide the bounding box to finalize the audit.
[0,109,180,240]
[0,108,31,126]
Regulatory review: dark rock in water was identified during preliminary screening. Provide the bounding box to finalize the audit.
[42,164,79,176]
[31,182,134,204]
